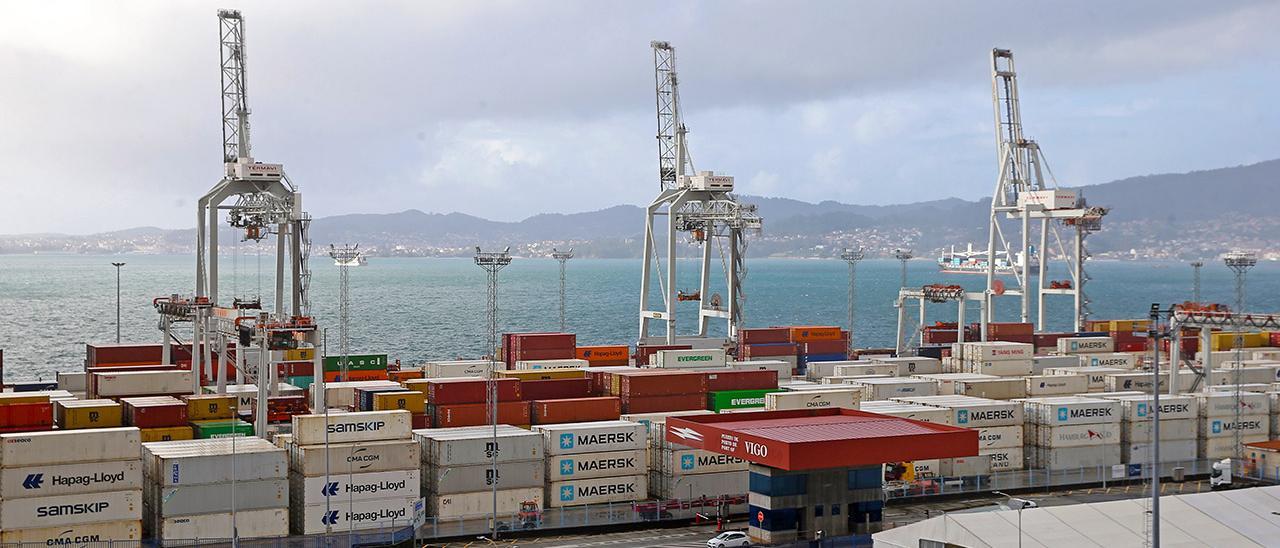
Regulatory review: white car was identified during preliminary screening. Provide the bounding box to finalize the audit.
[707,531,751,547]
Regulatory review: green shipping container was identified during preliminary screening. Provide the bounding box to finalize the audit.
[707,389,780,411]
[191,419,254,438]
[285,375,314,389]
[322,354,388,372]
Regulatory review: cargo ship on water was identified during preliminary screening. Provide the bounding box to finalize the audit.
[937,243,1038,275]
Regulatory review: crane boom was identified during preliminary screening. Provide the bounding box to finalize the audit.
[218,9,251,167]
[652,41,690,191]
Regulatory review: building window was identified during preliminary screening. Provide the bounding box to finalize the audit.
[815,505,824,517]
[832,504,840,515]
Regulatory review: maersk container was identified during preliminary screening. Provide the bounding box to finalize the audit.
[156,508,287,540]
[872,357,943,375]
[1043,367,1127,391]
[1,459,141,499]
[151,478,287,516]
[980,447,1023,471]
[1105,394,1199,422]
[1056,337,1115,355]
[515,358,591,370]
[94,370,194,397]
[853,378,937,401]
[1031,444,1121,470]
[547,449,647,482]
[953,378,1025,400]
[427,488,541,520]
[658,448,747,475]
[548,473,647,507]
[416,425,543,466]
[290,439,419,476]
[292,410,411,445]
[292,469,418,505]
[1032,422,1121,448]
[653,349,727,368]
[1025,374,1089,396]
[1199,415,1268,439]
[1123,440,1197,464]
[0,488,141,530]
[535,421,647,456]
[294,496,420,534]
[653,470,747,499]
[1080,353,1139,369]
[425,360,497,378]
[1192,391,1269,417]
[1123,419,1197,443]
[427,459,544,494]
[833,363,900,378]
[764,389,859,411]
[1023,396,1121,426]
[0,427,140,467]
[856,401,951,424]
[145,438,286,486]
[893,396,1023,428]
[0,519,141,545]
[977,425,1023,449]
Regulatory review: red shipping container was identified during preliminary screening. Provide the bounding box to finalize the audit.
[433,401,531,428]
[0,425,54,434]
[0,403,53,428]
[512,333,576,355]
[991,334,1034,344]
[1271,332,1280,347]
[703,369,778,392]
[739,328,791,345]
[511,348,576,363]
[531,397,620,424]
[411,413,430,429]
[123,397,188,428]
[1116,341,1148,352]
[986,322,1034,337]
[621,393,706,414]
[520,378,592,401]
[426,378,522,405]
[788,326,843,342]
[1111,331,1145,345]
[322,369,390,382]
[922,329,958,345]
[585,367,640,396]
[803,339,848,355]
[1033,333,1072,349]
[279,361,314,377]
[617,370,708,398]
[739,343,798,359]
[634,345,693,366]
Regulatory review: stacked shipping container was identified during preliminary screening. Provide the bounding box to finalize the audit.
[142,437,288,539]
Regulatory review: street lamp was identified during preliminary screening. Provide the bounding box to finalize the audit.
[993,491,1036,548]
[111,262,126,343]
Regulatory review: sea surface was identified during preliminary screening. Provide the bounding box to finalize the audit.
[2,254,1279,380]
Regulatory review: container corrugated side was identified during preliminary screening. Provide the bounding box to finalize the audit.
[291,469,418,505]
[1199,415,1268,438]
[535,421,647,456]
[763,389,859,410]
[657,447,748,475]
[976,425,1023,449]
[980,447,1024,471]
[547,474,646,507]
[94,371,193,397]
[0,489,141,530]
[1031,444,1121,470]
[0,519,141,544]
[1023,397,1120,426]
[1123,440,1197,464]
[653,470,747,499]
[1123,419,1197,443]
[149,478,287,517]
[426,459,544,494]
[292,410,412,445]
[1031,422,1121,448]
[293,496,421,534]
[0,427,140,467]
[156,508,287,540]
[427,488,542,520]
[290,439,419,476]
[146,443,286,486]
[415,426,543,466]
[546,449,646,482]
[1,459,141,499]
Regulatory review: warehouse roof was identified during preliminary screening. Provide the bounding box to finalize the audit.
[872,485,1280,548]
[665,409,977,470]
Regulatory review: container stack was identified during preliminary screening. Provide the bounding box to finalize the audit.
[205,383,304,420]
[122,396,191,442]
[576,345,631,367]
[652,348,728,369]
[504,333,576,368]
[415,425,544,521]
[409,377,529,428]
[289,411,418,534]
[956,342,1034,377]
[0,428,143,544]
[650,424,748,504]
[1023,396,1122,470]
[535,421,648,508]
[894,395,1025,471]
[1099,393,1199,464]
[91,370,194,400]
[765,387,860,410]
[1043,366,1127,392]
[1192,391,1270,460]
[848,377,937,401]
[142,437,288,540]
[356,387,429,429]
[180,394,237,443]
[737,327,799,372]
[790,326,849,374]
[609,370,707,414]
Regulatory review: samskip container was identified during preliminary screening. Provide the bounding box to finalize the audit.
[0,488,140,529]
[291,411,412,445]
[155,508,286,540]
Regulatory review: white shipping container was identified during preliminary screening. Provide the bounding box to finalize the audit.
[1199,415,1268,439]
[872,357,943,375]
[981,447,1023,471]
[56,371,88,392]
[907,459,941,478]
[295,496,421,534]
[1033,355,1081,372]
[1,427,141,467]
[290,439,419,476]
[911,373,997,395]
[1,459,140,499]
[1033,422,1121,448]
[535,421,647,456]
[653,470,747,499]
[954,378,1026,400]
[416,425,544,466]
[515,359,590,370]
[1024,396,1121,426]
[1056,337,1115,355]
[730,360,792,381]
[156,508,287,540]
[94,370,193,397]
[146,439,286,486]
[853,378,937,400]
[208,384,305,416]
[1105,372,1197,394]
[309,381,400,410]
[1209,367,1280,385]
[965,360,1034,377]
[427,488,541,520]
[0,489,140,530]
[1018,188,1077,210]
[963,342,1033,362]
[150,478,287,517]
[426,459,544,494]
[1032,444,1121,470]
[1106,394,1199,422]
[1123,419,1198,443]
[1,520,141,545]
[1192,391,1269,417]
[857,401,952,424]
[1123,440,1198,464]
[939,455,992,477]
[1025,375,1089,396]
[1081,353,1140,369]
[292,411,412,445]
[764,389,859,410]
[894,396,1023,428]
[1200,435,1268,460]
[547,449,646,482]
[821,375,890,384]
[658,448,748,475]
[292,469,418,505]
[805,360,872,380]
[1044,367,1127,391]
[977,425,1023,449]
[425,360,497,378]
[548,474,647,507]
[654,349,727,368]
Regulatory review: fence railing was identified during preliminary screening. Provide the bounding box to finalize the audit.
[885,458,1237,500]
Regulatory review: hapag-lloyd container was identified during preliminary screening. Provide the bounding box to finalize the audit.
[1024,375,1089,396]
[151,478,288,516]
[1056,337,1115,354]
[658,447,748,475]
[872,357,943,375]
[548,473,647,507]
[1032,422,1121,448]
[416,425,544,466]
[856,401,952,424]
[0,489,142,529]
[0,519,141,544]
[0,427,141,467]
[893,396,1024,427]
[1080,353,1139,369]
[536,421,647,456]
[653,349,727,368]
[145,438,286,486]
[1199,415,1268,438]
[1,459,141,498]
[292,410,412,445]
[764,389,859,411]
[290,439,419,476]
[295,496,421,534]
[156,508,287,540]
[1023,396,1120,426]
[427,459,544,494]
[853,378,937,400]
[1124,418,1197,443]
[976,425,1023,449]
[1192,391,1269,417]
[291,469,419,505]
[424,360,497,378]
[428,488,542,520]
[654,470,748,499]
[547,449,647,481]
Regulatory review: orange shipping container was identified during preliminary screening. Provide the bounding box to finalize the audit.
[323,369,390,382]
[530,397,621,424]
[0,403,53,429]
[788,326,843,342]
[576,345,630,366]
[432,401,531,428]
[389,370,425,382]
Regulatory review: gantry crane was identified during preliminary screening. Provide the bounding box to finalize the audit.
[158,10,325,430]
[982,48,1108,338]
[638,41,762,345]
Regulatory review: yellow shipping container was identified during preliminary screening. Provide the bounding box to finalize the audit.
[285,348,315,361]
[1211,332,1268,351]
[184,394,237,420]
[1108,319,1151,332]
[0,393,50,405]
[401,379,429,394]
[140,426,194,443]
[372,391,426,414]
[495,369,587,381]
[55,399,123,429]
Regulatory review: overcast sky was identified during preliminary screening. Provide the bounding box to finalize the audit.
[3,1,1278,234]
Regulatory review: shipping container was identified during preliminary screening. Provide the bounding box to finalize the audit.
[520,378,592,401]
[0,488,141,529]
[294,496,420,534]
[190,419,253,438]
[764,389,859,411]
[1199,415,1268,439]
[371,391,427,414]
[431,401,531,428]
[536,421,647,456]
[0,401,52,429]
[872,357,943,375]
[961,342,1033,362]
[857,401,951,424]
[738,343,799,360]
[93,370,193,398]
[421,378,521,405]
[152,478,287,517]
[355,386,411,411]
[1123,439,1198,464]
[1079,353,1139,369]
[1023,396,1121,426]
[653,470,747,499]
[322,353,388,372]
[653,349,727,368]
[0,519,141,544]
[1043,366,1127,391]
[802,339,848,355]
[634,344,693,366]
[1031,422,1121,448]
[621,393,706,414]
[1031,444,1120,470]
[140,426,194,443]
[55,399,123,429]
[852,378,937,400]
[739,328,791,345]
[416,425,543,466]
[291,411,411,445]
[788,326,843,342]
[543,449,647,482]
[155,508,287,540]
[207,383,305,415]
[532,397,621,424]
[979,447,1024,471]
[145,438,286,486]
[496,369,586,381]
[953,378,1026,400]
[893,396,1023,427]
[616,370,709,397]
[976,425,1023,449]
[515,359,591,370]
[291,469,419,505]
[703,369,779,392]
[423,360,498,379]
[963,360,1034,377]
[1200,435,1267,460]
[0,427,140,467]
[548,474,646,507]
[1024,375,1089,396]
[1,459,141,499]
[576,345,630,366]
[656,448,747,475]
[183,394,237,421]
[1101,394,1199,422]
[832,363,899,378]
[1056,337,1115,354]
[123,396,188,428]
[426,488,541,520]
[1123,418,1197,443]
[707,389,779,411]
[426,459,544,494]
[290,439,419,476]
[730,360,793,381]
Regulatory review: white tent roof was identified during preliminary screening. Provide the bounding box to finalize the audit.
[872,485,1280,547]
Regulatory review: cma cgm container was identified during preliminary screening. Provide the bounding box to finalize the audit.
[0,521,141,545]
[289,439,419,476]
[764,389,859,411]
